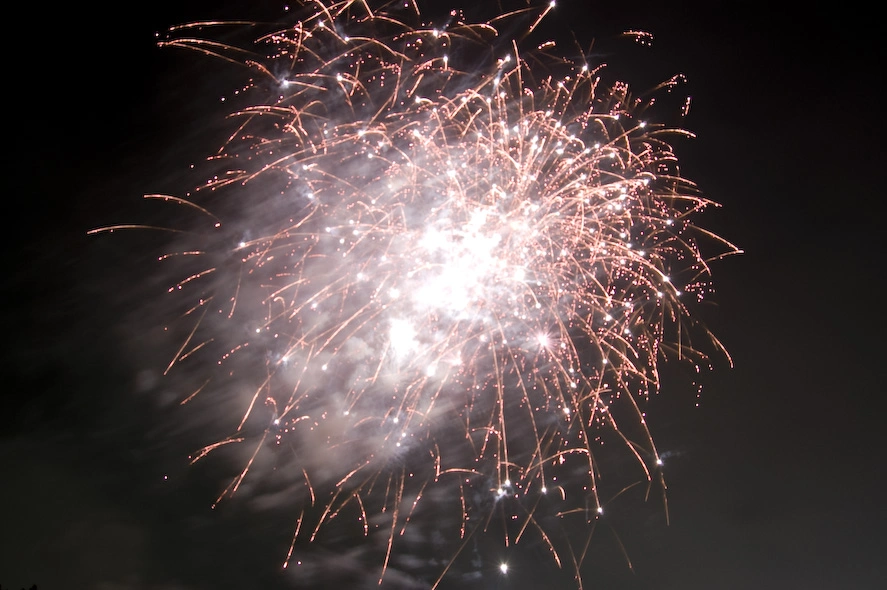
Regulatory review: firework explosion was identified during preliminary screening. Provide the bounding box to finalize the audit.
[95,0,738,586]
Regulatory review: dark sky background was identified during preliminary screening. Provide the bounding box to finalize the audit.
[3,1,884,589]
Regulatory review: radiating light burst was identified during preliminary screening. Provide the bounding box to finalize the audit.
[96,1,739,586]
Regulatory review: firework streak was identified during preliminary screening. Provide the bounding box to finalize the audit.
[94,1,739,586]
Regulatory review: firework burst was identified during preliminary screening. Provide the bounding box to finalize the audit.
[94,1,739,586]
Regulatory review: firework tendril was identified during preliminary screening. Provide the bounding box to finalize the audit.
[94,1,739,586]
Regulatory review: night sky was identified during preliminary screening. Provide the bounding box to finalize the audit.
[3,1,884,589]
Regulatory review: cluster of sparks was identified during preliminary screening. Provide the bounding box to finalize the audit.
[95,1,738,586]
